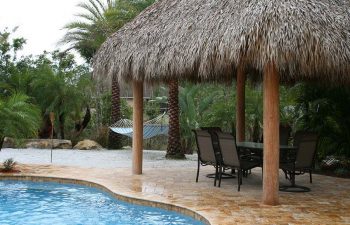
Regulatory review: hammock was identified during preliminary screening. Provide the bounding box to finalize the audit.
[110,113,169,139]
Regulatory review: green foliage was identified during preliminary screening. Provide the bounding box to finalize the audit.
[334,167,350,176]
[280,85,297,129]
[30,51,92,116]
[245,84,263,141]
[0,93,41,147]
[0,29,40,146]
[60,0,155,146]
[13,51,93,139]
[144,88,167,120]
[198,84,235,132]
[145,100,160,120]
[0,28,93,141]
[78,90,132,147]
[2,158,16,171]
[96,92,132,124]
[292,83,350,158]
[61,0,155,62]
[179,83,223,151]
[0,28,26,95]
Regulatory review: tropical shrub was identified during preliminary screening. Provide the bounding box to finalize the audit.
[179,84,214,152]
[292,83,350,159]
[2,158,16,171]
[0,93,41,149]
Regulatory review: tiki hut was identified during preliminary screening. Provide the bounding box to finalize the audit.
[93,0,350,205]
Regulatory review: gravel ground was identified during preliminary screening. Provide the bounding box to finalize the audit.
[0,148,198,169]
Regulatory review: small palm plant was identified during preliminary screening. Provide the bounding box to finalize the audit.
[2,158,16,172]
[0,93,41,150]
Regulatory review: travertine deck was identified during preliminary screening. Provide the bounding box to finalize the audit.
[1,164,350,225]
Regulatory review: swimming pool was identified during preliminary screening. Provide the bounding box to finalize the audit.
[0,180,205,225]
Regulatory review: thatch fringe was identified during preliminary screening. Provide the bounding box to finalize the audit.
[93,0,350,86]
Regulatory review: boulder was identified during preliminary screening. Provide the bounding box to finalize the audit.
[73,139,103,150]
[52,140,72,149]
[25,139,72,149]
[2,137,16,148]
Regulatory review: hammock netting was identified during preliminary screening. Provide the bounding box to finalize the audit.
[109,113,169,139]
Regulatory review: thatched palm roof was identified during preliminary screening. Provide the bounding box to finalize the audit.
[93,0,350,85]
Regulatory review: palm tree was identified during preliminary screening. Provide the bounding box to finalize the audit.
[0,93,41,149]
[166,80,184,159]
[30,51,91,139]
[61,0,155,149]
[108,76,122,148]
[60,0,114,62]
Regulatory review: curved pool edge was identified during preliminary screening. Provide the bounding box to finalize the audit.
[0,175,211,225]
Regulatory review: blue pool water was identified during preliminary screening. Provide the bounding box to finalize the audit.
[0,180,205,225]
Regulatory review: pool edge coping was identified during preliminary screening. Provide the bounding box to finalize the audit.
[0,175,211,225]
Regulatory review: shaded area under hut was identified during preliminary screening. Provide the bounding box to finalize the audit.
[93,0,350,206]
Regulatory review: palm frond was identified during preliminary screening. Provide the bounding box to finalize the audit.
[77,2,104,21]
[0,93,40,140]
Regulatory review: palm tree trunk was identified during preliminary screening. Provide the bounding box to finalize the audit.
[0,136,4,150]
[59,113,65,139]
[38,115,53,139]
[74,106,91,137]
[108,76,123,149]
[166,80,185,159]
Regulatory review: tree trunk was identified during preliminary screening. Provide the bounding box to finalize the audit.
[38,115,53,139]
[59,113,65,139]
[74,106,91,137]
[108,77,123,149]
[166,80,185,159]
[0,136,4,151]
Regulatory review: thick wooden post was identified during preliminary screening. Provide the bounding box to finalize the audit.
[236,67,246,142]
[262,62,280,205]
[132,80,143,175]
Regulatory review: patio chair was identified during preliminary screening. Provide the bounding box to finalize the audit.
[280,124,292,145]
[279,132,318,192]
[292,130,310,147]
[260,124,291,145]
[213,131,260,191]
[200,127,238,176]
[192,129,221,186]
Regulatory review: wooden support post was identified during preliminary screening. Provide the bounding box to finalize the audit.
[132,80,143,175]
[262,62,280,205]
[236,67,246,142]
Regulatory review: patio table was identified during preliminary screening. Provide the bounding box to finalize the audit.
[237,141,297,162]
[236,142,296,151]
[236,142,301,192]
[236,142,296,161]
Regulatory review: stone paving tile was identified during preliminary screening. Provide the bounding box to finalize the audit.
[1,164,350,225]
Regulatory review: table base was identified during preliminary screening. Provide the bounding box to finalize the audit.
[206,173,236,179]
[279,184,310,192]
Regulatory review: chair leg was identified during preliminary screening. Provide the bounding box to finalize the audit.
[291,171,296,186]
[214,165,218,186]
[240,170,243,185]
[243,169,250,176]
[237,169,241,191]
[283,169,288,179]
[218,166,223,187]
[309,170,312,183]
[196,159,200,182]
